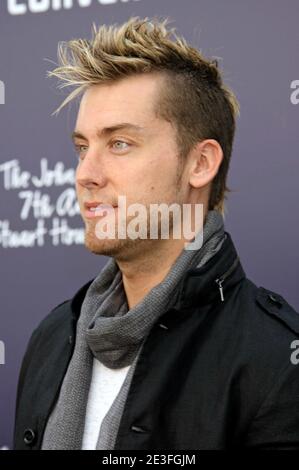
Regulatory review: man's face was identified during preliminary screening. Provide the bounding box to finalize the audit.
[74,73,188,260]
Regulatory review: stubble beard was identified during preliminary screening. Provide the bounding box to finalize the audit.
[83,159,185,260]
[83,210,176,262]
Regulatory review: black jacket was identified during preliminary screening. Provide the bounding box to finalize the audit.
[13,232,299,450]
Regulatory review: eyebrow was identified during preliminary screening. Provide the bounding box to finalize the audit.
[71,123,146,141]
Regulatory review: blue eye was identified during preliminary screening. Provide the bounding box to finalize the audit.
[74,145,88,160]
[73,140,131,161]
[75,145,88,152]
[111,140,130,151]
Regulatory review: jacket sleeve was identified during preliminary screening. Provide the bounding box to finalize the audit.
[245,360,299,449]
[13,325,41,448]
[13,297,71,449]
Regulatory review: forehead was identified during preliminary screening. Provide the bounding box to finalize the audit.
[76,73,163,125]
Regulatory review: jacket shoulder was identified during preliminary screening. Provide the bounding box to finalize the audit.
[29,278,94,341]
[231,279,299,381]
[253,284,299,335]
[33,298,72,337]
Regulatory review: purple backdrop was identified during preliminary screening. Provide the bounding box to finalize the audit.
[0,0,298,449]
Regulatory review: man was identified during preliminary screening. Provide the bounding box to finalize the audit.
[14,17,299,450]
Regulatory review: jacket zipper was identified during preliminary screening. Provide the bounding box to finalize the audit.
[215,256,240,302]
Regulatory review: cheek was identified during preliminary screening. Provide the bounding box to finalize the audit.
[75,181,80,194]
[75,182,83,205]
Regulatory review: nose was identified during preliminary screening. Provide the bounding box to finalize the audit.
[76,148,107,190]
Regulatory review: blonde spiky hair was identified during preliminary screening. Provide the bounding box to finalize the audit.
[48,16,240,214]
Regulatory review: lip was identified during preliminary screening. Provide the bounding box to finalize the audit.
[83,201,118,219]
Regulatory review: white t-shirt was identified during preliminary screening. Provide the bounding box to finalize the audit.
[81,357,130,450]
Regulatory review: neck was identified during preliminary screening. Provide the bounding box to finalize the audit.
[116,237,187,309]
[115,206,209,309]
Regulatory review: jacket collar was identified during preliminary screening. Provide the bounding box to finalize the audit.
[170,231,246,310]
[70,231,246,322]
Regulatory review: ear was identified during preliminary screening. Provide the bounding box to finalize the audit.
[188,139,223,189]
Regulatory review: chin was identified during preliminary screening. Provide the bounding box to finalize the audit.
[83,229,130,257]
[85,234,117,255]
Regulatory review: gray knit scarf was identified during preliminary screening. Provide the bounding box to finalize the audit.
[42,210,225,450]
